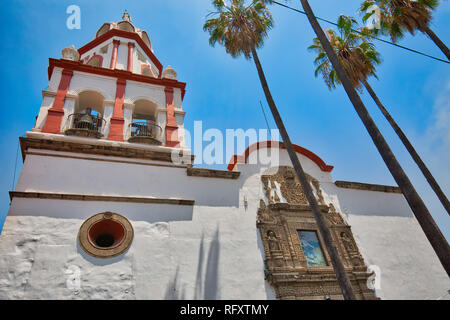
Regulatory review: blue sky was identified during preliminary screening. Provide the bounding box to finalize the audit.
[0,0,448,239]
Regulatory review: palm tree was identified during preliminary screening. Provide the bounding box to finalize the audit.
[203,0,357,299]
[299,0,450,277]
[360,0,450,60]
[309,15,450,215]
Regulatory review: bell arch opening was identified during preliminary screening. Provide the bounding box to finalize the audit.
[128,99,162,145]
[65,90,106,138]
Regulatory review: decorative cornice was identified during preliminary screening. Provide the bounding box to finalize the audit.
[10,191,195,206]
[123,102,135,110]
[187,167,240,179]
[335,180,402,194]
[103,99,115,106]
[19,136,195,164]
[65,93,78,100]
[48,58,187,100]
[174,109,186,116]
[267,203,329,212]
[42,90,57,98]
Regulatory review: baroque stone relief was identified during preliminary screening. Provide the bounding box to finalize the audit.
[257,166,377,300]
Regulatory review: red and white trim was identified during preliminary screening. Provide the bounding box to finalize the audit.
[164,87,179,147]
[110,39,120,69]
[127,42,135,72]
[227,140,334,172]
[41,69,74,134]
[86,53,104,67]
[48,58,186,100]
[78,28,163,77]
[107,78,127,142]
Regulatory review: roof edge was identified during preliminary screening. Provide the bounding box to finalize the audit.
[227,140,334,173]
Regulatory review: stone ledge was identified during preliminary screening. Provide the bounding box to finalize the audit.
[9,191,195,206]
[335,180,402,194]
[268,203,329,212]
[20,136,194,164]
[187,167,240,179]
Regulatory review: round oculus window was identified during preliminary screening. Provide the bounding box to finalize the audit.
[78,212,133,258]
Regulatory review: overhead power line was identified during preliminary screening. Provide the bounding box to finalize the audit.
[271,1,450,65]
[259,100,272,139]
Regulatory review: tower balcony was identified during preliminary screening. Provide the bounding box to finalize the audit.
[65,113,105,139]
[128,120,162,145]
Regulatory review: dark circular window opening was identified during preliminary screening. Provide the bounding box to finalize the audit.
[95,234,115,247]
[79,212,134,258]
[88,219,125,249]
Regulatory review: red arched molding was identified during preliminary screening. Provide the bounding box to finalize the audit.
[86,54,103,68]
[227,140,334,172]
[78,28,163,77]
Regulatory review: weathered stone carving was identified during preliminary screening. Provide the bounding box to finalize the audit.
[258,166,377,300]
[327,203,346,225]
[267,230,280,251]
[340,232,364,267]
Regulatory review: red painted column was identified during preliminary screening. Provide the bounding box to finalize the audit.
[107,78,127,141]
[164,87,179,147]
[127,42,135,72]
[42,69,73,134]
[110,39,120,69]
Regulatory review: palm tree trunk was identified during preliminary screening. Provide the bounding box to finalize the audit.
[250,45,357,300]
[300,0,450,277]
[422,25,450,61]
[362,79,450,215]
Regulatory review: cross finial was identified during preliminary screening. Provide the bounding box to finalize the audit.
[122,10,131,22]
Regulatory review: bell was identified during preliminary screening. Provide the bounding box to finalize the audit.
[76,109,94,130]
[79,114,94,124]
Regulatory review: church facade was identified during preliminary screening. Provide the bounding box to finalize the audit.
[0,14,448,300]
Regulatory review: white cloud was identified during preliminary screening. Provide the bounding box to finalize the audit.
[421,81,450,171]
[411,80,450,239]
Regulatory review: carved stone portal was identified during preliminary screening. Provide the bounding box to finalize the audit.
[258,166,377,300]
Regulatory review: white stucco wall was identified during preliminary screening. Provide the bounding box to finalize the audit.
[329,186,450,300]
[79,41,112,69]
[0,204,272,300]
[33,68,62,131]
[1,144,448,300]
[68,71,116,102]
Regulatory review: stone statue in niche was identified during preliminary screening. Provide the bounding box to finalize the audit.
[267,230,280,251]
